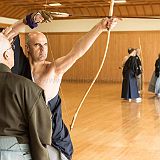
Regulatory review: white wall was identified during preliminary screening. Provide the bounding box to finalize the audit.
[0,17,18,25]
[25,18,160,32]
[1,16,160,32]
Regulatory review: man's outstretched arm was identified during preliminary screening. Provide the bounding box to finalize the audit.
[53,18,118,76]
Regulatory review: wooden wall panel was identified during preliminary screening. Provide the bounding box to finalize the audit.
[21,31,160,83]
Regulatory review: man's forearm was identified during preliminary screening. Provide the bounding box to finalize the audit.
[11,19,26,37]
[71,22,103,59]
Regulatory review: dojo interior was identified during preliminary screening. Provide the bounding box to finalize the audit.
[1,0,160,159]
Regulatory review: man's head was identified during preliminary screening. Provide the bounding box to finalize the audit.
[25,32,48,62]
[128,48,135,54]
[0,33,14,68]
[128,48,136,56]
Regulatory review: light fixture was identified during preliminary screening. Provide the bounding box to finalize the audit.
[51,12,70,17]
[48,3,62,6]
[114,0,126,3]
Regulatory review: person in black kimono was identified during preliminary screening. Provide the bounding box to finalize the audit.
[155,54,160,96]
[135,48,142,93]
[148,54,160,94]
[121,48,136,69]
[121,48,142,102]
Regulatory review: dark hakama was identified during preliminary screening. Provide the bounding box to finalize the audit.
[148,71,157,93]
[121,56,140,99]
[155,58,160,95]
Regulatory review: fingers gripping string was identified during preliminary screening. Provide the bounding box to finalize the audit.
[70,0,115,131]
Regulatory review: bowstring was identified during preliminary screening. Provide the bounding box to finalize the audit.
[44,0,70,125]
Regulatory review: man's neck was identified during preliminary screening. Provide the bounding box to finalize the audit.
[29,60,46,72]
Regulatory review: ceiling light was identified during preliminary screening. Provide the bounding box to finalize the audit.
[114,0,126,3]
[48,3,62,6]
[51,12,70,17]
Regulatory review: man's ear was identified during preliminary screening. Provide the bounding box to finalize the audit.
[25,44,29,51]
[3,51,9,60]
[25,44,29,57]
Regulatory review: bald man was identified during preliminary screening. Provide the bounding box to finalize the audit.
[9,13,118,160]
[25,19,115,101]
[0,32,52,160]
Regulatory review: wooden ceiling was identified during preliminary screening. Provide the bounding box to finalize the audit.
[0,0,160,20]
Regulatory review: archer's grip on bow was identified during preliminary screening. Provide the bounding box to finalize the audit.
[100,17,118,31]
[107,18,118,31]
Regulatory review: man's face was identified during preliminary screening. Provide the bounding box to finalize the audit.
[4,40,14,68]
[130,50,136,56]
[27,33,48,62]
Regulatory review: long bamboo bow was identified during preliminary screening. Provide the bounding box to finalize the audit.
[70,0,115,131]
[138,37,144,91]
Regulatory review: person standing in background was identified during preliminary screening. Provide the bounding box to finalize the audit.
[121,48,142,102]
[155,54,160,96]
[135,48,143,94]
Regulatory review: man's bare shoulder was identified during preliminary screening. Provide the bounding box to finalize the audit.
[45,61,51,64]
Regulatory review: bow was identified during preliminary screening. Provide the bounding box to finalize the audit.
[43,3,71,124]
[138,37,144,91]
[70,0,115,131]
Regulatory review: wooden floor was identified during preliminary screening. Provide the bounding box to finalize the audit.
[61,82,160,160]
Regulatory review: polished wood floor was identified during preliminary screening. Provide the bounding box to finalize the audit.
[61,82,160,160]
